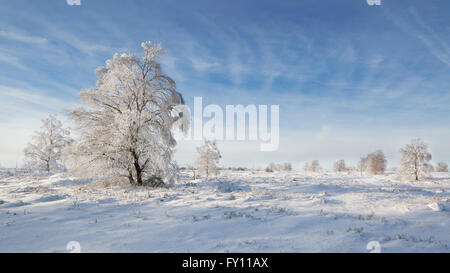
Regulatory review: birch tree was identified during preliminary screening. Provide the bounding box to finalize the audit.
[23,115,73,172]
[282,163,292,171]
[365,150,387,175]
[333,160,346,172]
[435,162,448,172]
[196,140,221,178]
[67,42,189,186]
[357,157,367,175]
[399,139,432,181]
[309,160,322,172]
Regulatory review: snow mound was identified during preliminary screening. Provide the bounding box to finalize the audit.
[427,202,450,211]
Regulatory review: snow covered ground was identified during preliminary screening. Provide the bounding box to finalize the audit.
[0,170,449,253]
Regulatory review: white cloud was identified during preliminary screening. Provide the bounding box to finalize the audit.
[0,30,48,44]
[0,51,27,70]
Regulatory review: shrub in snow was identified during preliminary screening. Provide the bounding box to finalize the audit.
[196,140,221,178]
[23,115,73,173]
[333,160,346,172]
[399,139,432,181]
[67,42,189,186]
[435,162,448,172]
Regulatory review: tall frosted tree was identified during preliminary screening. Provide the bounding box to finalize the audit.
[196,140,221,178]
[399,139,432,181]
[23,115,73,172]
[67,42,189,186]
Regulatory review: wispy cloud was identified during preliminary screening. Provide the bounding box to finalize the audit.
[0,29,48,44]
[0,84,77,119]
[0,51,27,70]
[388,6,450,67]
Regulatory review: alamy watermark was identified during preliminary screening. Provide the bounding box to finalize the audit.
[177,97,279,152]
[366,0,381,6]
[66,241,81,253]
[366,241,381,253]
[66,0,81,6]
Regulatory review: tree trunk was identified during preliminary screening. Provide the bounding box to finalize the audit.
[128,173,135,185]
[414,157,419,181]
[135,162,143,185]
[131,150,143,186]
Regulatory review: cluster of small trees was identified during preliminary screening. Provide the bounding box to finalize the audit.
[265,162,292,172]
[303,160,322,173]
[299,139,446,182]
[358,150,387,175]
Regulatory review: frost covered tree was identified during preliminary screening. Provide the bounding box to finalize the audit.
[333,160,346,172]
[303,162,309,172]
[357,150,387,175]
[282,163,292,171]
[357,157,367,175]
[265,162,291,172]
[265,162,278,172]
[67,42,189,186]
[23,115,73,172]
[399,139,432,181]
[309,160,322,172]
[435,162,448,172]
[196,140,221,178]
[365,150,387,175]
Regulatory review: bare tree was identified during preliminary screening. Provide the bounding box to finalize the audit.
[333,160,346,172]
[309,160,322,173]
[303,162,309,172]
[265,162,279,172]
[282,163,292,171]
[67,42,188,186]
[435,162,448,172]
[365,150,387,175]
[266,162,291,172]
[196,140,221,178]
[399,139,432,181]
[357,157,367,175]
[357,150,387,175]
[24,115,73,173]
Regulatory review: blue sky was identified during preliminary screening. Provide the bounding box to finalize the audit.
[0,0,449,169]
